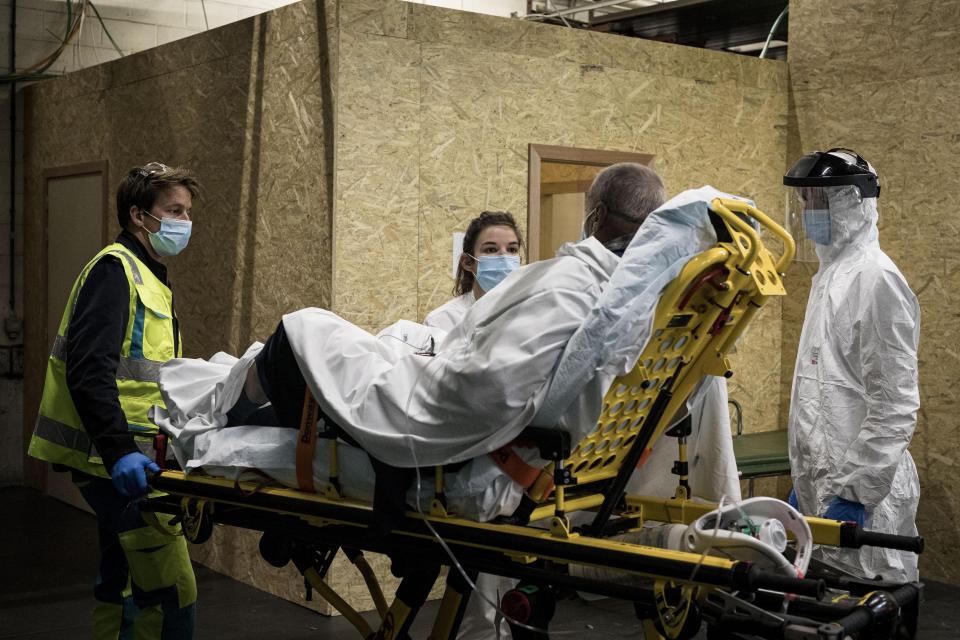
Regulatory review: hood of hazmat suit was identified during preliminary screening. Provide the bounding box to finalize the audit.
[786,163,921,582]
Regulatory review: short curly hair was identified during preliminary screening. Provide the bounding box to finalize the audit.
[116,162,200,228]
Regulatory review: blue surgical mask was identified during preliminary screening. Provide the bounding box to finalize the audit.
[802,209,831,245]
[469,254,520,292]
[145,213,192,257]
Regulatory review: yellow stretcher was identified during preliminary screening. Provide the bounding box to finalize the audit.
[143,199,924,640]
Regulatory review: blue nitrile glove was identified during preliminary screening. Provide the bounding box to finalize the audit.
[822,496,866,528]
[111,452,161,497]
[787,488,799,510]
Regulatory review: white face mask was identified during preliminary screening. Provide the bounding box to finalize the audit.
[144,212,192,257]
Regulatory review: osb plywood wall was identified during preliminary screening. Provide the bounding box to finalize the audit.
[332,0,790,434]
[785,0,960,584]
[22,0,336,613]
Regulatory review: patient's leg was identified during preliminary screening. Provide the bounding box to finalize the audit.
[225,361,270,426]
[243,362,268,405]
[224,321,307,428]
[249,321,310,429]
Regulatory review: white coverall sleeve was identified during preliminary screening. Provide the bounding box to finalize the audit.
[829,271,920,508]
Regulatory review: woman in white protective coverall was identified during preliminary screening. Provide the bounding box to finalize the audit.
[784,149,921,583]
[424,211,523,333]
[424,211,523,639]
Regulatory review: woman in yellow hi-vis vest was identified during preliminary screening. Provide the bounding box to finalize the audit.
[29,163,200,639]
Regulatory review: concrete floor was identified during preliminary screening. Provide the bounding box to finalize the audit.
[2,486,957,639]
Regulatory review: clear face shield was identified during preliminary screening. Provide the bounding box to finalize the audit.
[785,185,861,262]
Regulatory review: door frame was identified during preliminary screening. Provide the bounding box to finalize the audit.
[527,144,654,262]
[25,161,110,492]
[40,161,110,355]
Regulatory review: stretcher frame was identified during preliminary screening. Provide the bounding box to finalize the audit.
[144,199,924,640]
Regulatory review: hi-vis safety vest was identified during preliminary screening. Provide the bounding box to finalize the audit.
[29,243,182,478]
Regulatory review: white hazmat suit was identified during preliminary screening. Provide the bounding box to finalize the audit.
[424,292,475,332]
[788,187,921,582]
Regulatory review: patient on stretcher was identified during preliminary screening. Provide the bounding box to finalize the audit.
[153,185,744,521]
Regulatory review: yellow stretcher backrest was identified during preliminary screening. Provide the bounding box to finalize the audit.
[562,198,795,487]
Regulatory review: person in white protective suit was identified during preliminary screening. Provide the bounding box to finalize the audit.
[784,148,921,583]
[423,210,524,640]
[424,211,524,332]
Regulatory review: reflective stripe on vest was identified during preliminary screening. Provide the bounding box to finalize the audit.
[34,415,158,460]
[51,334,67,361]
[117,357,161,383]
[51,334,160,383]
[109,248,144,285]
[34,414,93,457]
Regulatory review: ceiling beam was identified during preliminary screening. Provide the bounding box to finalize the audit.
[588,0,714,25]
[530,0,660,20]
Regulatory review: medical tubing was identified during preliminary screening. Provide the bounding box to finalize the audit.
[400,355,553,636]
[685,495,822,598]
[683,494,727,587]
[839,524,924,554]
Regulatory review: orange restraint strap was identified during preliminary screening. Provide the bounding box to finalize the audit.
[489,445,554,501]
[296,389,321,492]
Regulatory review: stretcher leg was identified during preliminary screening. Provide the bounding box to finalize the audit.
[374,560,442,640]
[428,567,478,640]
[303,566,375,638]
[258,533,376,637]
[344,547,389,618]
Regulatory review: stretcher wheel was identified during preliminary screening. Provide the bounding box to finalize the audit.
[259,532,293,568]
[182,507,213,544]
[652,581,702,640]
[652,601,701,640]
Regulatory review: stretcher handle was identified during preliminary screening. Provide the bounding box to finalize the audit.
[834,585,920,635]
[743,566,825,599]
[841,524,924,554]
[711,198,796,274]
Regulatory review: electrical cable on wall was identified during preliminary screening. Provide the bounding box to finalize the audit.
[0,0,124,85]
[89,1,125,58]
[73,0,88,70]
[8,0,17,319]
[759,5,788,59]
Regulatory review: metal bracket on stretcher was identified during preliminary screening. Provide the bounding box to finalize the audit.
[144,199,924,640]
